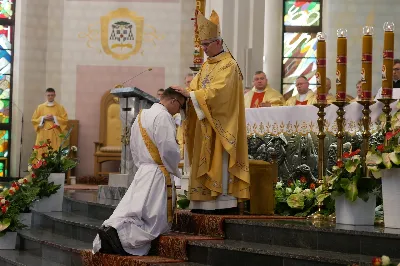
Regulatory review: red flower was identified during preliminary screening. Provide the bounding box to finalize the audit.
[336,160,344,168]
[287,180,293,186]
[8,190,14,195]
[31,173,36,178]
[386,128,400,141]
[23,178,28,184]
[377,144,385,152]
[1,206,7,214]
[300,176,307,183]
[310,183,316,190]
[33,143,47,150]
[343,149,361,159]
[372,257,382,266]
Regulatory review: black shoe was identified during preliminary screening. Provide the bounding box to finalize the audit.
[98,232,117,255]
[98,226,129,256]
[190,209,217,214]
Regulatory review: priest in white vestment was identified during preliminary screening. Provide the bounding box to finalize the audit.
[92,88,186,256]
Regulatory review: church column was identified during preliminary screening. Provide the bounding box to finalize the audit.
[263,0,283,91]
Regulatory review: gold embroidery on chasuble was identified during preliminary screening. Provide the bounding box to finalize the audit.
[184,52,250,203]
[137,111,174,223]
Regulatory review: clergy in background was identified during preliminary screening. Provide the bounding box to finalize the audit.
[286,76,317,106]
[93,88,185,256]
[244,71,285,108]
[173,10,250,214]
[31,88,68,150]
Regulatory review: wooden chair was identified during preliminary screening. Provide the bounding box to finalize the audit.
[94,90,122,177]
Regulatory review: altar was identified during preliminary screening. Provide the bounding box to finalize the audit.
[245,102,390,182]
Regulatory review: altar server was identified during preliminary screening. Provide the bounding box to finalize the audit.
[93,87,185,256]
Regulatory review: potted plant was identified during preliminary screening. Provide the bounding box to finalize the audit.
[274,177,333,217]
[366,111,400,228]
[28,128,79,212]
[0,176,38,249]
[326,149,379,225]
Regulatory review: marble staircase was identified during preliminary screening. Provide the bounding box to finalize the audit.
[0,191,399,265]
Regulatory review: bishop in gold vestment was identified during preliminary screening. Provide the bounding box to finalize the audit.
[31,89,68,150]
[175,10,250,211]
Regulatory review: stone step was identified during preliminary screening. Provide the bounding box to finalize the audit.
[0,250,65,266]
[32,211,101,243]
[224,219,400,259]
[187,239,379,266]
[63,195,115,221]
[17,228,90,266]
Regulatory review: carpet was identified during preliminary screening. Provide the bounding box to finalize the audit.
[172,210,306,238]
[81,252,183,266]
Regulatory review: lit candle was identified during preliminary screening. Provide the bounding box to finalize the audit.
[382,22,395,99]
[361,26,374,100]
[336,29,347,101]
[316,32,327,104]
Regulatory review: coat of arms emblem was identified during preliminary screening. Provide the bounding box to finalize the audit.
[101,8,144,60]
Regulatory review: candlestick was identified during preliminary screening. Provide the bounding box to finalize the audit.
[336,29,347,102]
[361,26,374,100]
[316,32,327,104]
[357,100,375,174]
[382,22,395,99]
[308,102,329,221]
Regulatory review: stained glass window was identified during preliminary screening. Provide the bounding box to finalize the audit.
[282,0,322,96]
[0,0,13,20]
[0,0,14,177]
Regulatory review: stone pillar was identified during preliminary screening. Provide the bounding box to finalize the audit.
[263,0,283,91]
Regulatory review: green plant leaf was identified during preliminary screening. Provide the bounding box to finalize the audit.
[0,219,11,232]
[382,153,392,169]
[345,159,358,173]
[339,178,351,190]
[366,151,383,165]
[345,181,358,202]
[389,152,400,165]
[287,193,305,209]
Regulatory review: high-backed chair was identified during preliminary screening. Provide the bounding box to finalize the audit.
[94,90,122,177]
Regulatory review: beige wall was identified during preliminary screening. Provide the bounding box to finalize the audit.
[11,0,195,177]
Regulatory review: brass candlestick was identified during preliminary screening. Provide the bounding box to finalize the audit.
[357,100,375,173]
[308,103,329,220]
[333,101,349,161]
[377,98,396,133]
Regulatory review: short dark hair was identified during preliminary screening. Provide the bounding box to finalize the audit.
[394,59,400,65]
[296,75,308,82]
[157,88,165,92]
[46,88,55,93]
[161,87,187,108]
[254,71,265,75]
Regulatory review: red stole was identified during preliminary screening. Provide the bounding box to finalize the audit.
[250,91,266,108]
[295,100,308,106]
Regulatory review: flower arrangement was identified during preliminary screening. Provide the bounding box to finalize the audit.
[367,103,400,176]
[274,177,333,217]
[0,177,39,236]
[326,149,379,202]
[372,255,400,266]
[28,128,78,199]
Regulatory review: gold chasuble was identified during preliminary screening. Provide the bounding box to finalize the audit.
[184,51,250,203]
[138,111,174,223]
[285,90,317,106]
[31,102,68,150]
[244,86,285,108]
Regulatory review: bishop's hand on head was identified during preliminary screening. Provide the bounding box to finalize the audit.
[171,85,190,98]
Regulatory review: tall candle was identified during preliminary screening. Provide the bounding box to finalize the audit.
[336,29,347,101]
[382,22,395,99]
[316,32,327,104]
[361,26,374,100]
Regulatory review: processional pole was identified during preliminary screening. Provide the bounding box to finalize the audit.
[190,0,206,73]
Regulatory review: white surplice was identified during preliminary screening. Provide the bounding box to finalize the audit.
[92,103,181,256]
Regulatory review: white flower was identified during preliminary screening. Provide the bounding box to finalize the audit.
[276,182,283,189]
[18,178,24,184]
[382,255,391,266]
[352,155,361,161]
[9,187,15,192]
[27,165,32,171]
[294,187,302,194]
[0,199,5,205]
[71,146,78,152]
[286,188,292,194]
[302,189,314,200]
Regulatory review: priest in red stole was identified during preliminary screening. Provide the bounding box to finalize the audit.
[286,76,317,106]
[244,71,284,108]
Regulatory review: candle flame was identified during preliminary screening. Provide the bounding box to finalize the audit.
[363,26,374,36]
[337,28,347,38]
[384,22,395,32]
